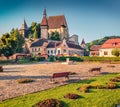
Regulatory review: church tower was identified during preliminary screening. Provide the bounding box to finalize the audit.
[81,38,86,49]
[40,9,49,39]
[19,19,28,38]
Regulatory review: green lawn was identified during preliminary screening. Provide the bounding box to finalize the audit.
[1,73,120,107]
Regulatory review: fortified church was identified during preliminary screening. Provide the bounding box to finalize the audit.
[19,9,85,58]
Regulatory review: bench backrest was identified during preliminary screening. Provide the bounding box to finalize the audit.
[92,67,101,70]
[53,72,69,78]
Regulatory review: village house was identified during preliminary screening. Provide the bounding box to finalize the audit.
[90,45,101,56]
[46,39,84,57]
[30,38,84,58]
[99,38,120,57]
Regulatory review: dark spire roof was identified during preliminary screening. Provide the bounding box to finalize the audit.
[41,9,48,26]
[20,19,28,30]
[43,8,47,17]
[81,38,85,45]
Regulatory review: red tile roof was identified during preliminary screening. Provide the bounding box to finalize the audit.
[41,17,48,26]
[100,38,120,49]
[48,15,67,29]
[90,45,101,51]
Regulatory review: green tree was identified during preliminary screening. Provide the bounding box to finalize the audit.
[50,31,60,41]
[0,29,25,59]
[112,48,120,57]
[10,29,24,53]
[0,33,16,59]
[28,22,40,39]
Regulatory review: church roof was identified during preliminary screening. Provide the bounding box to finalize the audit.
[41,9,48,26]
[30,39,48,47]
[66,42,83,50]
[46,42,61,48]
[48,15,67,29]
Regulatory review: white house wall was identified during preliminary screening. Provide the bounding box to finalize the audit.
[99,48,115,57]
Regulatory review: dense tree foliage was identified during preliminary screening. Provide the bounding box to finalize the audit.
[112,48,120,57]
[50,31,60,41]
[28,22,40,40]
[0,29,24,59]
[10,29,25,53]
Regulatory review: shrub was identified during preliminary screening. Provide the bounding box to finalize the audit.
[106,82,117,89]
[82,56,120,62]
[79,85,90,93]
[33,99,63,107]
[112,48,120,57]
[110,78,120,82]
[49,56,55,62]
[64,93,80,99]
[56,56,83,62]
[37,57,45,61]
[0,66,3,72]
[29,57,36,61]
[116,76,120,79]
[16,78,34,83]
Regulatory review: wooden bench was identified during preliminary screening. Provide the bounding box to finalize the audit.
[89,67,101,72]
[0,66,3,72]
[51,72,70,81]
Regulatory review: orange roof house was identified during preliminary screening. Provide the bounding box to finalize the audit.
[100,38,120,49]
[99,38,120,57]
[90,45,101,56]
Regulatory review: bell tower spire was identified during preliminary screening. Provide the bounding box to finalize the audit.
[19,18,28,38]
[40,9,49,39]
[43,8,47,17]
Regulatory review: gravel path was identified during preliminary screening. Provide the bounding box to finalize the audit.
[0,62,120,102]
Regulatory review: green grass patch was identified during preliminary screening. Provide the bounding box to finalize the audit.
[1,73,120,107]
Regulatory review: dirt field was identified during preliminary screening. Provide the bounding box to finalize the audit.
[0,62,120,102]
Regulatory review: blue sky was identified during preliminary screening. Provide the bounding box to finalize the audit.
[0,0,120,43]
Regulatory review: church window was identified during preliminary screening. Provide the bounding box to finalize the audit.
[58,50,61,54]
